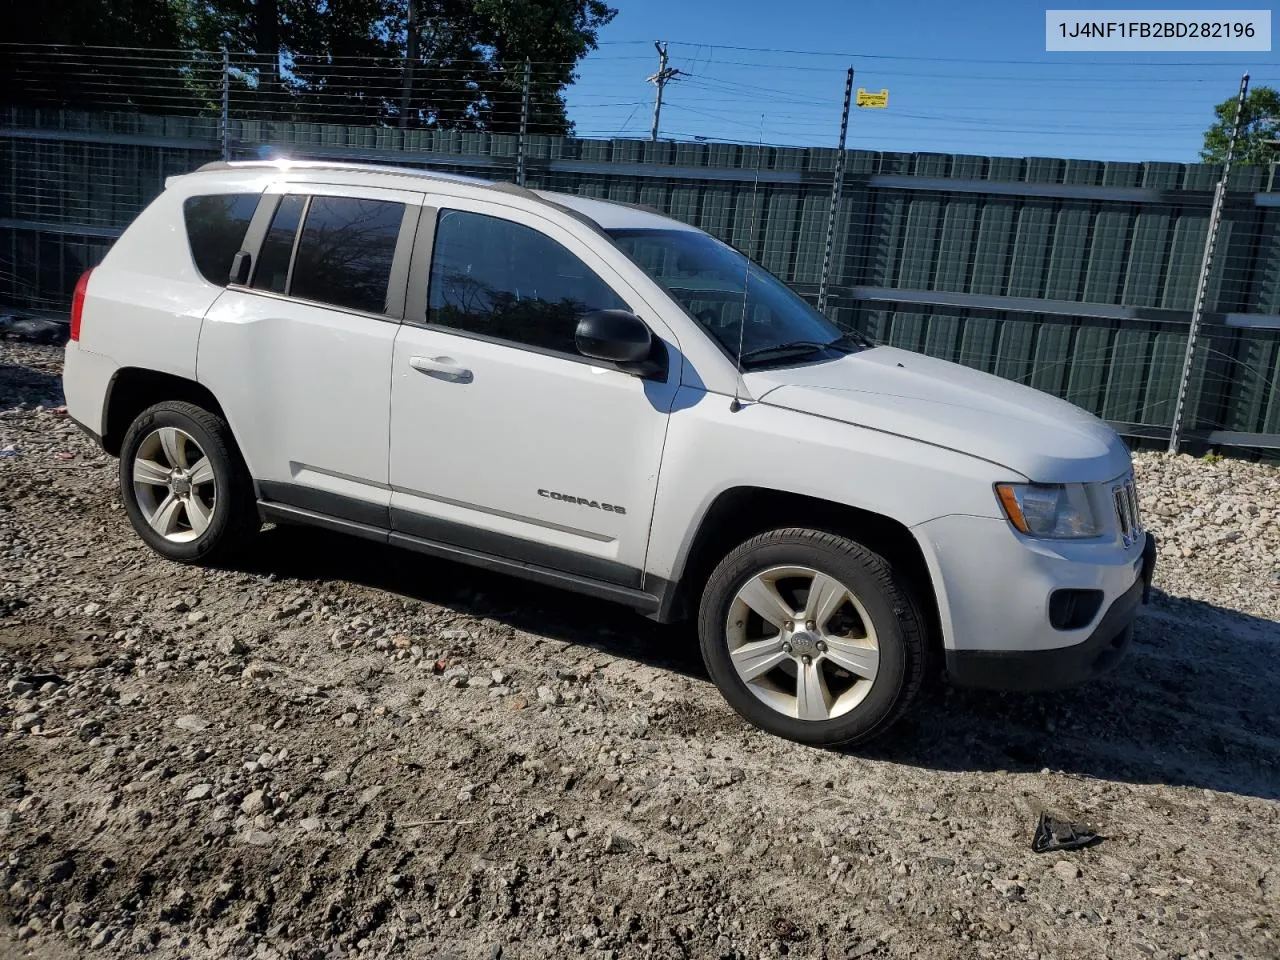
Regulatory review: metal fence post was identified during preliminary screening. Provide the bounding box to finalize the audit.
[1167,72,1249,453]
[817,67,854,318]
[220,48,231,161]
[516,58,531,187]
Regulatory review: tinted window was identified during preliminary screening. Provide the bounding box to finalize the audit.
[290,196,406,314]
[428,210,627,354]
[252,194,305,294]
[183,193,259,286]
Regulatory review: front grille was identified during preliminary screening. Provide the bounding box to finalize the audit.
[1112,474,1142,547]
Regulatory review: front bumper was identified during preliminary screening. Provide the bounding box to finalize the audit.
[945,532,1156,692]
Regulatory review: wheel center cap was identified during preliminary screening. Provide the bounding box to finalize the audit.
[788,630,819,655]
[171,474,191,496]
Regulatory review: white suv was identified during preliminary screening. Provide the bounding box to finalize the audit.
[62,160,1155,746]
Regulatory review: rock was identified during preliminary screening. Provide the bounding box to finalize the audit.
[603,832,633,854]
[240,790,268,816]
[173,714,209,733]
[991,878,1024,899]
[83,602,103,616]
[491,668,507,684]
[238,828,273,847]
[214,636,248,656]
[41,859,76,883]
[90,929,114,949]
[242,662,272,680]
[299,817,322,832]
[536,685,560,705]
[7,678,33,695]
[185,784,214,802]
[12,713,40,732]
[1054,860,1082,882]
[392,634,412,649]
[187,611,208,624]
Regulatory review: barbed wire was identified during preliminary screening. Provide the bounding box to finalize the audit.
[1,43,1277,446]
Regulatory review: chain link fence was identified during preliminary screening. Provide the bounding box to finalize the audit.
[2,44,1278,452]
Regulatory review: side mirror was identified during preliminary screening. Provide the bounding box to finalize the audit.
[229,250,253,286]
[575,309,653,365]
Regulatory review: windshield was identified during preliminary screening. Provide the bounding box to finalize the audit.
[607,228,861,368]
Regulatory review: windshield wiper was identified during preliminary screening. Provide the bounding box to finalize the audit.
[738,339,836,363]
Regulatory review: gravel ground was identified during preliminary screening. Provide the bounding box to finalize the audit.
[1,340,1278,960]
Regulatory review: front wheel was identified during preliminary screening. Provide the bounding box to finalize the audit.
[119,401,259,564]
[697,528,927,747]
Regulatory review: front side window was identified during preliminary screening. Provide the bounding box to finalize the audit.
[183,193,260,286]
[608,228,860,368]
[428,209,628,354]
[290,196,406,314]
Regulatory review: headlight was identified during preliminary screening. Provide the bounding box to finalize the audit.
[995,483,1100,538]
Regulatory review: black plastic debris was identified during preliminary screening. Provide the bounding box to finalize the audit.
[1032,811,1101,853]
[0,314,69,345]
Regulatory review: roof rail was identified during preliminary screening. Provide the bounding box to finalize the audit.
[189,157,613,236]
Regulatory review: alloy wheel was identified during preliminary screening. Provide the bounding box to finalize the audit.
[131,426,217,543]
[725,564,880,721]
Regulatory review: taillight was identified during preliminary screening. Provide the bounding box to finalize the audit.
[70,269,92,342]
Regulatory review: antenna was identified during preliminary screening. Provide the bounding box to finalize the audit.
[730,114,765,414]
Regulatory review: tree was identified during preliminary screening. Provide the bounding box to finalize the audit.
[1201,85,1280,164]
[172,0,617,132]
[1,0,616,134]
[0,0,193,114]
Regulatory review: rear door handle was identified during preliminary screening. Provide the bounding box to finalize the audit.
[409,355,473,383]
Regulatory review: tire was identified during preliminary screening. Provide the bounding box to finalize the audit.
[697,528,927,747]
[118,401,259,565]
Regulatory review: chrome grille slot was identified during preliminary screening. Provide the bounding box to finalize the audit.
[1112,474,1142,547]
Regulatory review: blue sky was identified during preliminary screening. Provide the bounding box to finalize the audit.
[561,0,1278,161]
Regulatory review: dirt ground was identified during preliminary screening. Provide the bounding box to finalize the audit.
[1,341,1278,960]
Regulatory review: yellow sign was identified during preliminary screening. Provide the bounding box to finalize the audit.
[856,87,889,108]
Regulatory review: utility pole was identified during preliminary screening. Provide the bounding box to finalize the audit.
[398,0,419,128]
[647,41,682,142]
[817,67,854,317]
[1168,72,1250,453]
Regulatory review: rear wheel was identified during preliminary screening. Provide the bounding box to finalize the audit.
[698,528,927,746]
[119,401,259,564]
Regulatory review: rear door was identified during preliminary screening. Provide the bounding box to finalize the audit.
[197,183,420,524]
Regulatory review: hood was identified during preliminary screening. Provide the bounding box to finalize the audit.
[743,346,1131,482]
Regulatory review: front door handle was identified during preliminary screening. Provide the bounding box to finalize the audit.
[409,355,473,383]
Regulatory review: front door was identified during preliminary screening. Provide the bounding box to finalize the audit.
[388,199,681,590]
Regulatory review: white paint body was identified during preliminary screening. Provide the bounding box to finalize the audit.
[63,160,1145,658]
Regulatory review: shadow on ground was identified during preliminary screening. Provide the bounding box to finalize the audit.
[0,362,63,408]
[241,525,1280,801]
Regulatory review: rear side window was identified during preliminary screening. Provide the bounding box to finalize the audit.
[290,196,406,314]
[182,194,259,286]
[427,209,627,354]
[252,194,306,294]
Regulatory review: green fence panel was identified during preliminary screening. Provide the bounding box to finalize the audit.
[1082,207,1132,304]
[970,199,1015,296]
[898,194,944,289]
[3,110,1279,445]
[1030,321,1073,397]
[1065,325,1111,414]
[1101,327,1150,423]
[1043,206,1092,301]
[1008,200,1054,297]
